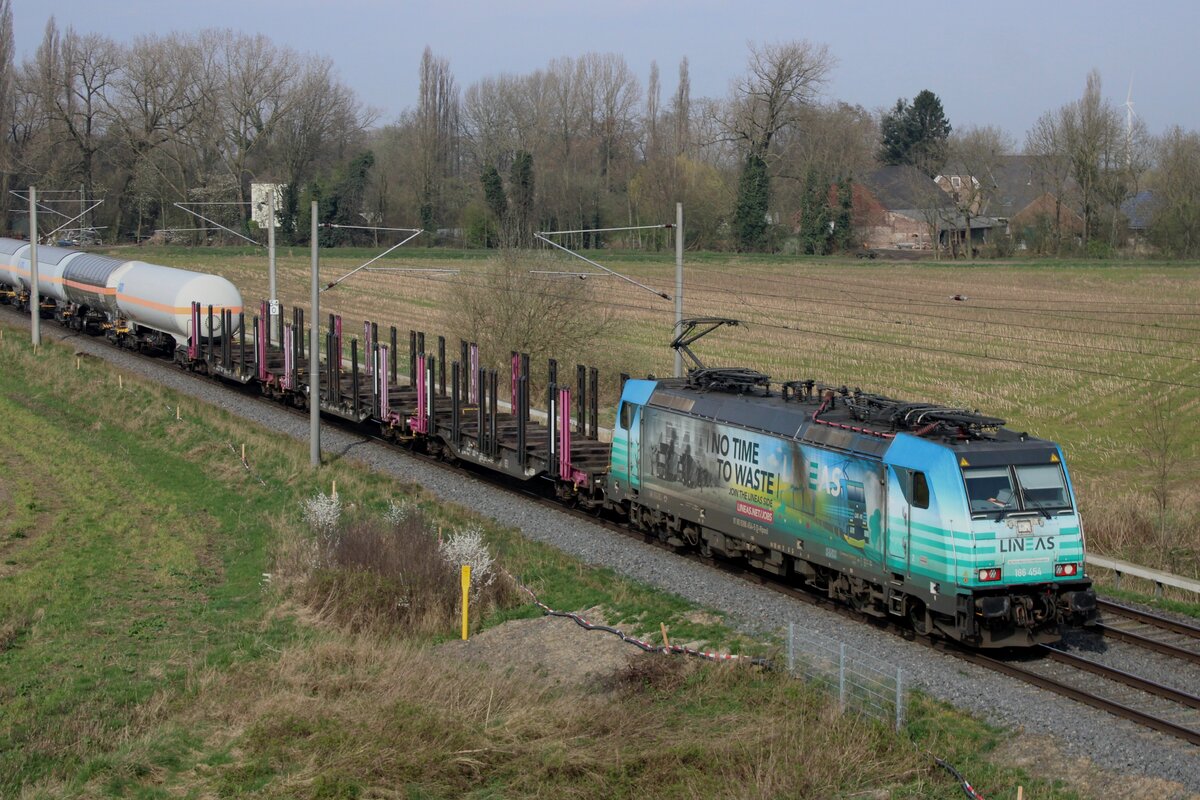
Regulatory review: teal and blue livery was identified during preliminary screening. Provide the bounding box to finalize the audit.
[607,374,1096,647]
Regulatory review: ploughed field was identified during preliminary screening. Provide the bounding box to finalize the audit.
[102,246,1200,563]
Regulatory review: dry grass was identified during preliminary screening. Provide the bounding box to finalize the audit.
[1076,483,1200,578]
[173,635,929,800]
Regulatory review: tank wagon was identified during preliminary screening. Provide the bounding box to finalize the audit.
[0,237,241,350]
[0,247,1097,646]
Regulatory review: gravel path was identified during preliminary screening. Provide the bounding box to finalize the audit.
[6,310,1199,798]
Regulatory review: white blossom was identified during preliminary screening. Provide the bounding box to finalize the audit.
[383,499,413,526]
[439,526,495,592]
[301,491,342,535]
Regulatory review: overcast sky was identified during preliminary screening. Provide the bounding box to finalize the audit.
[12,0,1199,141]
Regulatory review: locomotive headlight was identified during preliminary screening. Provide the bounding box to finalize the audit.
[977,568,1002,582]
[1054,563,1079,577]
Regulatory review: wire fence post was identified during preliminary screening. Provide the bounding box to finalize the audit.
[895,667,904,731]
[787,621,795,674]
[838,642,846,711]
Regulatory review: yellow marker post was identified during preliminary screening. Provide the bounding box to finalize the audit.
[461,565,471,640]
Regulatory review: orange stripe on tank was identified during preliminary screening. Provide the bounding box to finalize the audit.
[4,266,116,294]
[117,293,242,315]
[4,266,238,314]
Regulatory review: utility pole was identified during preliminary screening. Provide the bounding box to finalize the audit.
[310,200,321,467]
[29,187,40,348]
[268,188,278,345]
[674,202,683,378]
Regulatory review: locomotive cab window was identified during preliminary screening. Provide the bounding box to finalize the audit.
[1015,464,1070,511]
[964,466,1018,514]
[911,471,929,509]
[619,402,634,430]
[895,468,930,509]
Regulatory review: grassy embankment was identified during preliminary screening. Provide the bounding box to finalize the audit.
[0,320,1095,798]
[100,244,1200,582]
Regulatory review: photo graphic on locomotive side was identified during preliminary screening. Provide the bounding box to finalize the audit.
[641,409,884,555]
[792,450,883,553]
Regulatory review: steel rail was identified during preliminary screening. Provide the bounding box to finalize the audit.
[1038,645,1200,709]
[1097,598,1200,639]
[948,647,1200,747]
[1091,622,1200,666]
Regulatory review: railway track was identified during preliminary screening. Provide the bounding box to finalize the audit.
[1091,598,1200,666]
[952,645,1200,746]
[6,306,1200,750]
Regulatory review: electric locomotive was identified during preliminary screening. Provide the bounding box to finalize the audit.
[607,320,1097,647]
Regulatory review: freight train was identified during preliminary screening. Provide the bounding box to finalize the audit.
[0,239,1097,647]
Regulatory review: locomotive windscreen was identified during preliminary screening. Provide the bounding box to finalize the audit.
[963,462,1071,516]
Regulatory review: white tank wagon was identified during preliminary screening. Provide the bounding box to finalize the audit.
[0,237,242,350]
[0,238,30,299]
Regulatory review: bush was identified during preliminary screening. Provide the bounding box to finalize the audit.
[289,498,519,636]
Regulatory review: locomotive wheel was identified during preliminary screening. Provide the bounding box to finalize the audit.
[907,598,930,636]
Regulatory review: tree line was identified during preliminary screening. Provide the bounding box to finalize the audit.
[2,5,1198,257]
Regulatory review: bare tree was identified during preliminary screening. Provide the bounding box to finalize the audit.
[773,101,876,194]
[673,57,690,160]
[210,31,298,220]
[461,74,521,173]
[1099,113,1152,248]
[106,33,205,238]
[543,57,588,243]
[644,60,660,161]
[444,250,612,384]
[724,40,834,159]
[1061,70,1123,245]
[416,46,459,235]
[274,56,369,237]
[669,57,692,206]
[723,40,835,250]
[1134,393,1187,564]
[1025,110,1074,254]
[945,125,1014,256]
[34,22,118,217]
[582,53,640,194]
[1149,127,1200,256]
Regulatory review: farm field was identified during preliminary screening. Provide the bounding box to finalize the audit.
[0,321,1099,799]
[99,244,1200,570]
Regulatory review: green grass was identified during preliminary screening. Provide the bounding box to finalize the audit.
[0,335,304,794]
[0,321,1118,798]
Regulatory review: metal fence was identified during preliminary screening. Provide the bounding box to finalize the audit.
[786,622,907,731]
